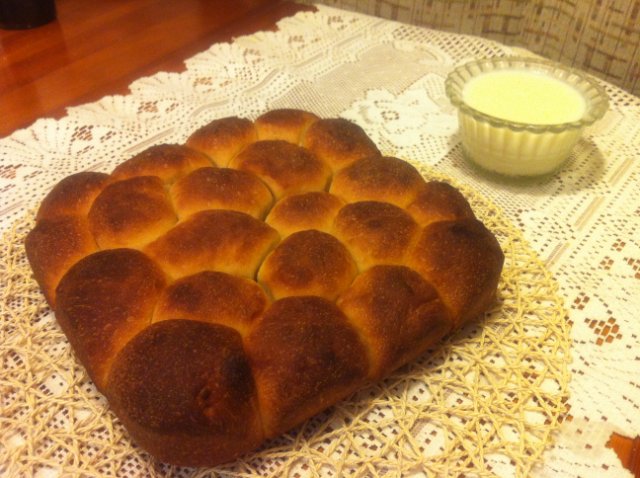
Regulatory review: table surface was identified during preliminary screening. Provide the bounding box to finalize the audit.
[0,0,312,138]
[0,2,638,477]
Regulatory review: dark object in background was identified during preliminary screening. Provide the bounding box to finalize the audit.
[0,0,56,29]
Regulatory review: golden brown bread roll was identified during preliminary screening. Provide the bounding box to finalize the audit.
[88,176,178,249]
[153,270,269,332]
[55,248,167,388]
[186,116,257,167]
[333,200,419,269]
[302,117,381,171]
[229,140,331,198]
[255,108,319,143]
[265,191,345,237]
[258,229,358,301]
[108,319,263,466]
[25,109,504,467]
[111,143,212,184]
[170,167,274,219]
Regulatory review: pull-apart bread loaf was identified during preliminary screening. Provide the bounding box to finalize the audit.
[25,109,504,466]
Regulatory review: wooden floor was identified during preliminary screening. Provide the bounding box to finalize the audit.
[0,0,312,137]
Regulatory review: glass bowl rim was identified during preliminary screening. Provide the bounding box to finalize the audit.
[445,56,609,133]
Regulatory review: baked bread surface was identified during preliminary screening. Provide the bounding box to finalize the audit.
[25,109,504,467]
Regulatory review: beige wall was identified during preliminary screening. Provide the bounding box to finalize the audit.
[301,0,640,96]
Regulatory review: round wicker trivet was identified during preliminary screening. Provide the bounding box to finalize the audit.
[0,167,570,478]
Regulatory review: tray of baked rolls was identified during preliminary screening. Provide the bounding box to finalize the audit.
[2,110,569,477]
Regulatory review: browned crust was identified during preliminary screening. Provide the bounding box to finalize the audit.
[107,319,263,466]
[331,156,425,207]
[255,109,320,143]
[230,140,330,198]
[302,118,380,171]
[55,248,166,389]
[334,201,419,269]
[407,219,504,327]
[112,144,213,184]
[338,265,452,378]
[153,271,269,335]
[144,210,280,280]
[245,296,368,437]
[170,167,273,219]
[25,215,98,307]
[88,176,177,249]
[407,181,476,226]
[35,171,111,221]
[258,230,358,300]
[186,116,257,167]
[265,191,345,237]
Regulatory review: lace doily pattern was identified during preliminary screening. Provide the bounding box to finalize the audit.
[1,5,638,478]
[301,0,640,96]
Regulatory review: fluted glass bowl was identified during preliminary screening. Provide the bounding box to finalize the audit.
[445,57,609,177]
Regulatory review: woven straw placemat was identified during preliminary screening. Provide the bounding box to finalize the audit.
[0,164,570,478]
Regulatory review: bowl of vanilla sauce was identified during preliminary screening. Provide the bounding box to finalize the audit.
[445,57,608,177]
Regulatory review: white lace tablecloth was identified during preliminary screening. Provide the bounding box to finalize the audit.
[1,5,639,478]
